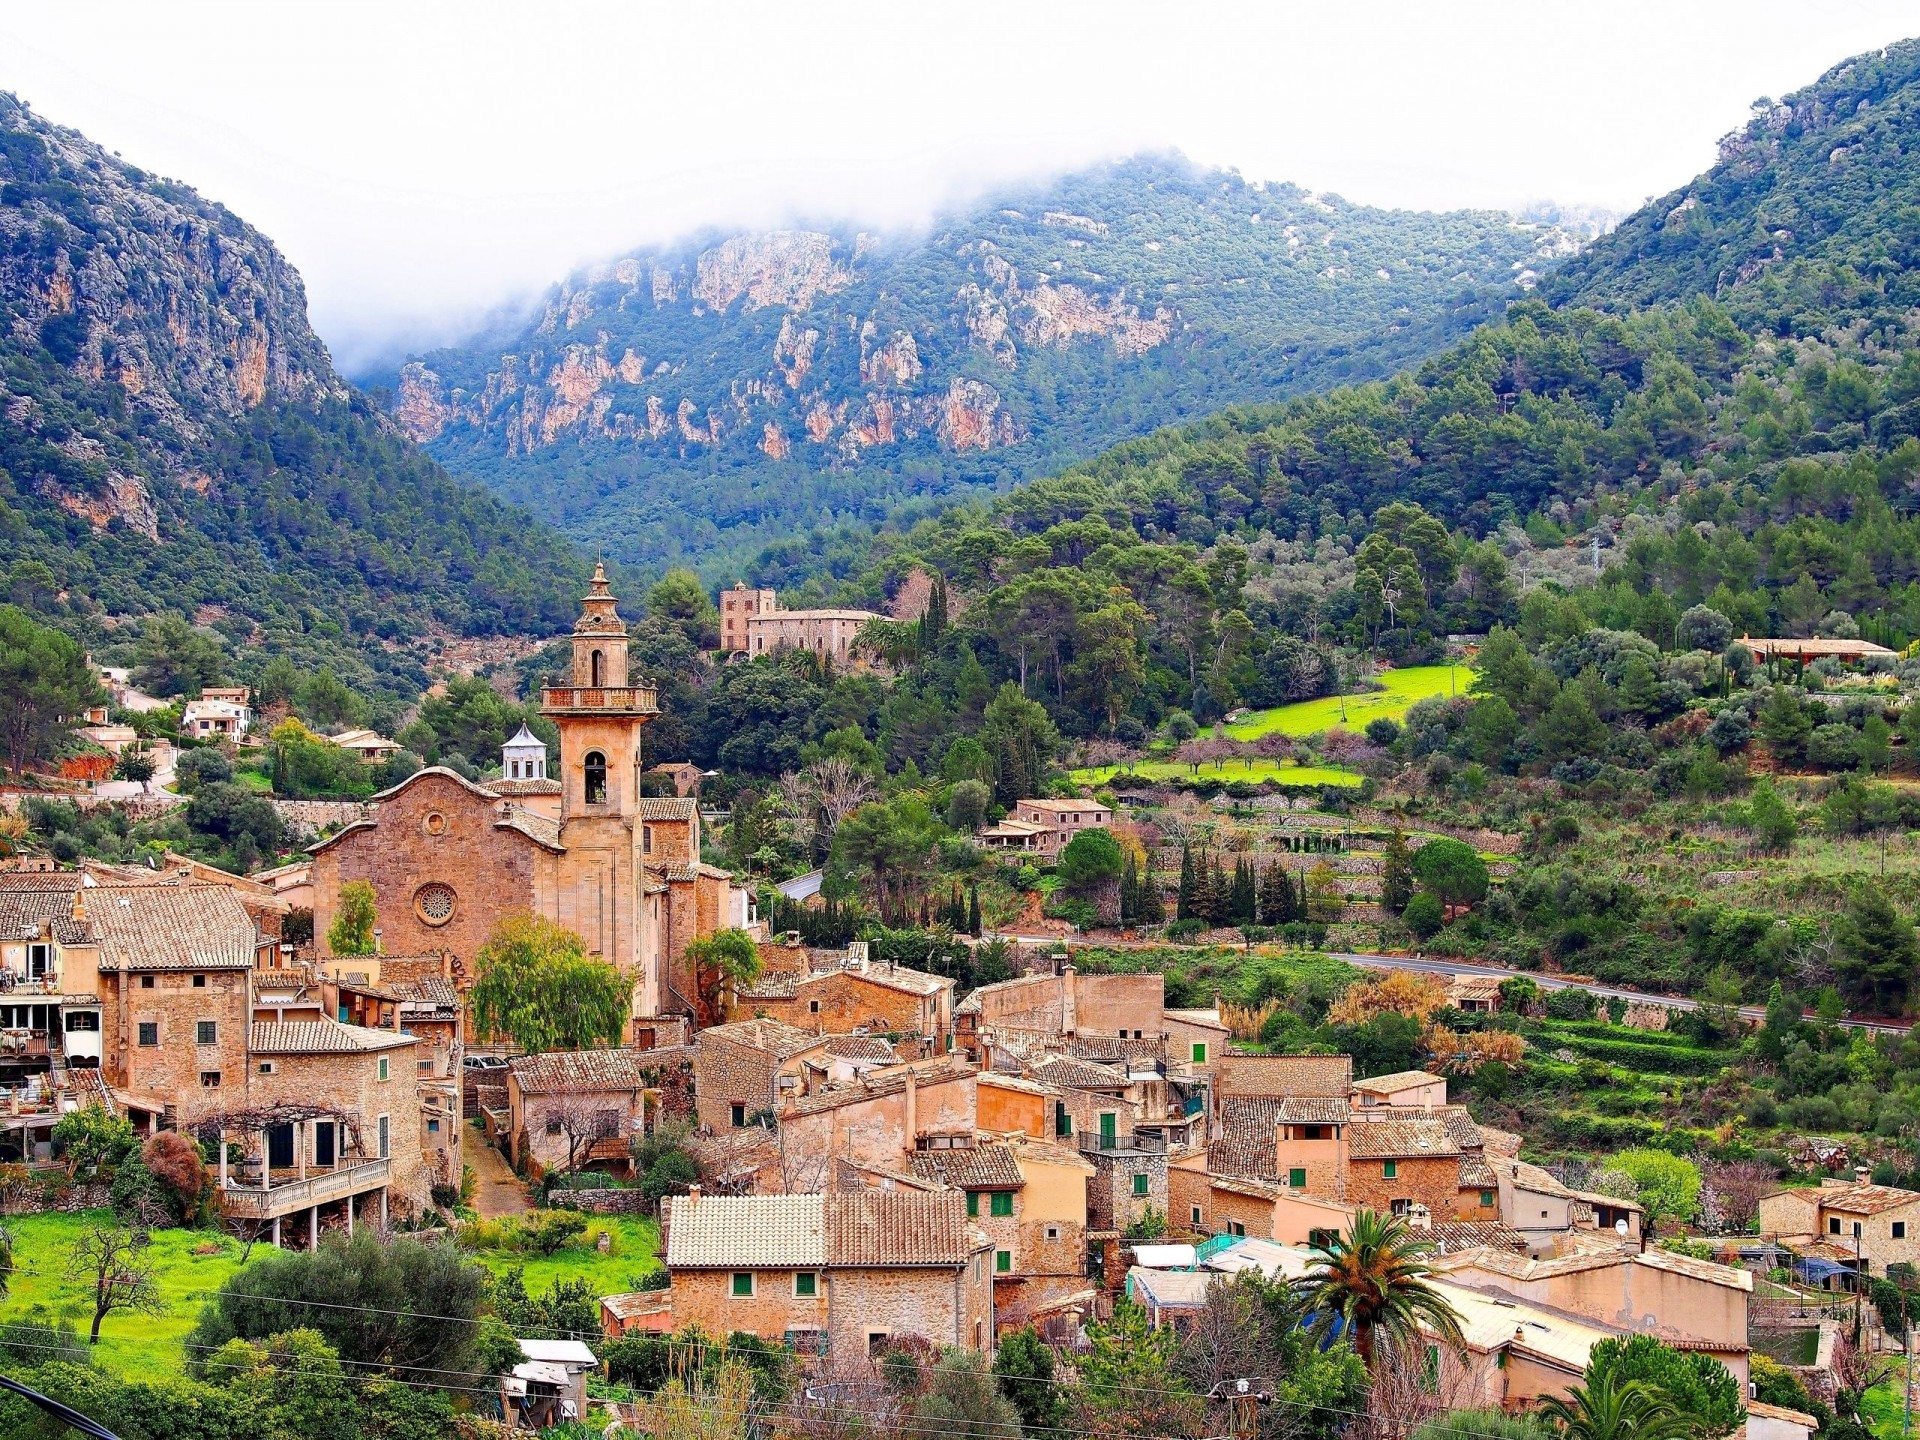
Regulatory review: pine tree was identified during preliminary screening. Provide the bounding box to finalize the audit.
[1380,829,1414,913]
[1177,845,1198,920]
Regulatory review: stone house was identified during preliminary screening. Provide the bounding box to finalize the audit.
[1084,1135,1167,1234]
[770,1058,978,1191]
[1345,1113,1464,1217]
[976,1071,1060,1139]
[1759,1181,1920,1278]
[1028,1054,1137,1150]
[505,1046,691,1177]
[694,1019,830,1132]
[224,1019,430,1233]
[1436,1244,1753,1389]
[1427,1276,1627,1410]
[1210,1095,1350,1196]
[976,799,1113,859]
[662,1189,995,1354]
[1352,1069,1448,1109]
[321,954,465,1185]
[1167,1154,1354,1243]
[1503,1158,1645,1251]
[743,951,956,1045]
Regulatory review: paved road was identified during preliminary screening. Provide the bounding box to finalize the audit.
[1329,950,1911,1035]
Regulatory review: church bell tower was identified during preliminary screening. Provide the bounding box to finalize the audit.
[541,562,658,819]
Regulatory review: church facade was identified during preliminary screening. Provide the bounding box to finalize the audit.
[310,566,752,1032]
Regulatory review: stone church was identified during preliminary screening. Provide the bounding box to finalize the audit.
[310,565,752,1034]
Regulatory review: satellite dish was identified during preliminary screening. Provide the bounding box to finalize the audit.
[1615,1219,1630,1237]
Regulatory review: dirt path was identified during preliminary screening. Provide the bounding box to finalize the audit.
[468,1123,532,1217]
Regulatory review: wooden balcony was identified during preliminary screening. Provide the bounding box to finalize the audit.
[540,685,659,715]
[219,1159,391,1219]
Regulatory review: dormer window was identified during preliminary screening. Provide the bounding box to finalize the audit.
[585,752,608,805]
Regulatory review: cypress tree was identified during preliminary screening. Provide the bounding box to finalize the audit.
[1230,857,1257,924]
[967,882,982,937]
[1208,858,1232,925]
[1381,829,1414,913]
[1177,845,1198,920]
[1258,862,1288,925]
[1138,864,1165,922]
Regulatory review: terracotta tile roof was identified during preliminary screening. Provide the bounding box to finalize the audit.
[781,1057,977,1118]
[660,862,735,883]
[1029,1055,1127,1090]
[805,959,953,998]
[93,884,259,970]
[699,1019,823,1060]
[1211,1099,1281,1179]
[392,976,461,1008]
[0,882,92,944]
[496,808,563,851]
[1216,1053,1352,1099]
[0,871,88,891]
[1017,798,1109,816]
[1459,1155,1498,1188]
[1353,1070,1443,1095]
[637,798,700,821]
[510,1046,690,1095]
[1477,1125,1523,1157]
[1745,1402,1819,1428]
[823,1035,897,1062]
[486,778,562,796]
[1806,1183,1920,1216]
[1633,1248,1754,1291]
[666,1193,825,1268]
[977,1072,1063,1098]
[1347,1115,1461,1159]
[1424,1221,1530,1255]
[1432,1105,1486,1151]
[738,970,802,999]
[908,1142,1023,1190]
[250,1021,417,1054]
[826,1189,978,1266]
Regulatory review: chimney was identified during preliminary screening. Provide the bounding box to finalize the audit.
[70,887,86,924]
[1855,1164,1872,1185]
[686,1184,701,1208]
[373,927,383,956]
[1061,965,1077,1035]
[1407,1203,1432,1230]
[905,1068,918,1140]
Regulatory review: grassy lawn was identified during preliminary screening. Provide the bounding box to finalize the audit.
[1071,757,1363,787]
[465,1213,663,1296]
[1860,1373,1908,1440]
[2,1211,255,1382]
[1223,664,1470,740]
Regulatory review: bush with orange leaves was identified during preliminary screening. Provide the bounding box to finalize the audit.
[1220,998,1281,1042]
[1327,970,1448,1027]
[142,1130,208,1219]
[1422,1022,1526,1073]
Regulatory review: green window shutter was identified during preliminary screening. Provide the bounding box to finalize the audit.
[1289,1168,1307,1188]
[1384,1160,1398,1179]
[1055,1103,1071,1137]
[1481,1189,1495,1207]
[995,1250,1011,1273]
[1191,1042,1207,1063]
[966,1191,979,1218]
[1132,1173,1148,1197]
[794,1272,817,1297]
[990,1191,1014,1217]
[731,1272,753,1297]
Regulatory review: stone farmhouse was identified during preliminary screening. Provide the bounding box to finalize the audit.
[661,1188,995,1355]
[976,798,1115,858]
[717,583,882,665]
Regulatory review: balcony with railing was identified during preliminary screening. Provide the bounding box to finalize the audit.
[540,685,659,715]
[219,1159,392,1219]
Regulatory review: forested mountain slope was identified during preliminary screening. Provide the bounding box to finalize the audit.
[0,94,581,700]
[754,37,1920,657]
[388,156,1587,575]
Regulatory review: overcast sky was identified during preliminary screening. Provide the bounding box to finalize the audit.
[3,1,1915,374]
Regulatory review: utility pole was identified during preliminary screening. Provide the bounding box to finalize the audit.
[1208,1378,1274,1440]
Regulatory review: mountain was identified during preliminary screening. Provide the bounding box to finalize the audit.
[740,37,1920,650]
[386,156,1586,575]
[1547,42,1920,325]
[0,94,581,701]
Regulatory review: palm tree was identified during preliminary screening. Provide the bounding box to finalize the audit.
[1538,1373,1700,1440]
[1293,1208,1465,1369]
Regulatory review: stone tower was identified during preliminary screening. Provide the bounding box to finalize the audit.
[541,563,663,1013]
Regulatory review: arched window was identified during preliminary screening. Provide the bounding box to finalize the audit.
[584,751,607,805]
[590,649,605,687]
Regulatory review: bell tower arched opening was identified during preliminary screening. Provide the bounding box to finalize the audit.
[584,751,608,805]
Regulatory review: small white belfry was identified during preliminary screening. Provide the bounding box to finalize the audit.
[502,723,548,781]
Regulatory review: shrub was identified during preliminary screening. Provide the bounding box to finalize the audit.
[1403,892,1444,939]
[1545,986,1597,1020]
[526,1210,588,1257]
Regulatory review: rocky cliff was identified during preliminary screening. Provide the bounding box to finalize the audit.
[0,94,579,699]
[386,155,1587,575]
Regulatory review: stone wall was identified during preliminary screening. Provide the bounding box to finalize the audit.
[557,1187,654,1215]
[273,799,373,839]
